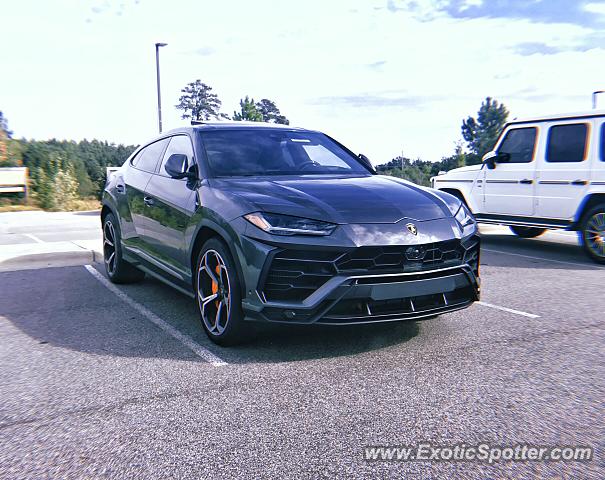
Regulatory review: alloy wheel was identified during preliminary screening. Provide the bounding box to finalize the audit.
[585,212,605,259]
[103,220,117,275]
[197,249,231,335]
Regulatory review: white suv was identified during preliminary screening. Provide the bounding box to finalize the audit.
[432,110,605,263]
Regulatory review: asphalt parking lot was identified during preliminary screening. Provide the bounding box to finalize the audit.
[0,218,603,479]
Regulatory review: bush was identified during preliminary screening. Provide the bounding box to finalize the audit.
[34,165,79,211]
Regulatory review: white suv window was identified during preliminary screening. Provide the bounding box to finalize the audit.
[601,123,605,162]
[498,127,537,163]
[546,123,588,163]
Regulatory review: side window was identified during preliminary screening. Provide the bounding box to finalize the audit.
[130,151,142,167]
[601,123,605,162]
[497,127,537,163]
[132,138,170,172]
[159,135,195,177]
[546,123,588,163]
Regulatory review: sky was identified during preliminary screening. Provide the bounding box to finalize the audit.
[1,0,605,164]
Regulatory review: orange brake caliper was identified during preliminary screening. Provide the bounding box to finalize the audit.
[212,265,221,309]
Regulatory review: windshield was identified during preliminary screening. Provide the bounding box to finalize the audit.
[199,129,369,177]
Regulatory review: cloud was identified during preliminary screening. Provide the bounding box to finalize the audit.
[194,46,216,56]
[389,0,605,27]
[310,92,440,109]
[512,42,568,56]
[584,2,605,15]
[90,0,137,17]
[367,60,387,70]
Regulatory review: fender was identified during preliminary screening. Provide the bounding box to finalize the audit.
[188,215,248,296]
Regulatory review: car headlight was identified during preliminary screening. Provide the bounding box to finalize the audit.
[244,212,336,236]
[454,203,476,237]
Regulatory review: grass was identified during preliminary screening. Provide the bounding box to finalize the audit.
[0,197,101,213]
[0,203,42,212]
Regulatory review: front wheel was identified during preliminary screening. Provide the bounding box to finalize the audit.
[509,226,546,238]
[195,238,247,346]
[581,205,605,264]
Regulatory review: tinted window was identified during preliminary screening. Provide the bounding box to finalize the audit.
[159,135,195,177]
[546,124,587,163]
[132,138,169,172]
[497,127,537,163]
[199,130,368,177]
[601,123,605,162]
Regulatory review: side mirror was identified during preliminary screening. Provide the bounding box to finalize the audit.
[482,151,497,170]
[357,153,376,173]
[164,154,189,179]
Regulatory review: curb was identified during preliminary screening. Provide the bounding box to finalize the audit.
[0,249,103,272]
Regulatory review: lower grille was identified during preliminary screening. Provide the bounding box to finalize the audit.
[319,284,475,323]
[261,250,338,302]
[261,236,480,302]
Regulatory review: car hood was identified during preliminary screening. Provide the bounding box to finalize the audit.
[442,164,482,175]
[214,175,450,224]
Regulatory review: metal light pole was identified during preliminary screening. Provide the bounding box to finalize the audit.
[155,42,168,133]
[593,90,604,110]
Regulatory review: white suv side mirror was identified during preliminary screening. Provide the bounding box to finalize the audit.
[482,151,497,170]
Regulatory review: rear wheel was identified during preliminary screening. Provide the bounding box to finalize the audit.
[195,238,246,346]
[509,226,546,238]
[102,213,145,283]
[581,205,605,264]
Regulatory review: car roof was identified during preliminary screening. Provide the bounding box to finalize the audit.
[164,121,313,135]
[508,109,605,126]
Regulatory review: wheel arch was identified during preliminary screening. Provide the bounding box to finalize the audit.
[574,193,605,227]
[189,221,246,296]
[440,188,469,208]
[100,203,113,224]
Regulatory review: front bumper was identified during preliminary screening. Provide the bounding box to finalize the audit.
[238,226,480,325]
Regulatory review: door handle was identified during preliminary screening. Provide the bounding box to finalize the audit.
[116,184,126,194]
[571,180,587,186]
[519,179,533,185]
[144,196,155,207]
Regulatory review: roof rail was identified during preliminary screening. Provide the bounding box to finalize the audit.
[190,120,207,125]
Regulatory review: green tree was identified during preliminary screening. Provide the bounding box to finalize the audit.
[53,165,79,210]
[0,111,14,165]
[453,141,466,168]
[233,96,263,122]
[0,111,12,139]
[256,98,289,124]
[34,167,54,210]
[175,80,226,121]
[461,97,509,161]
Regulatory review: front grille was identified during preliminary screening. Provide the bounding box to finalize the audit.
[335,240,464,272]
[261,236,480,302]
[258,279,476,324]
[318,284,475,324]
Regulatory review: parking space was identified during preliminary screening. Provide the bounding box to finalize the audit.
[0,227,603,478]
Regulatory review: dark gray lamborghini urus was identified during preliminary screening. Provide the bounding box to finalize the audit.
[101,122,480,345]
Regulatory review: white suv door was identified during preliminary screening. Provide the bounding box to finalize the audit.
[534,122,591,220]
[483,125,538,216]
[594,119,605,190]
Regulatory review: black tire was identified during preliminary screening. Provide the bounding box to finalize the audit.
[509,226,547,238]
[580,204,605,264]
[194,238,247,346]
[102,212,145,283]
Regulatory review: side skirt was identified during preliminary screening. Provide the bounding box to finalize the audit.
[475,213,574,230]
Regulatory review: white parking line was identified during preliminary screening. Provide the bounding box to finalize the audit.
[24,233,44,244]
[482,247,605,269]
[84,265,228,366]
[476,301,540,319]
